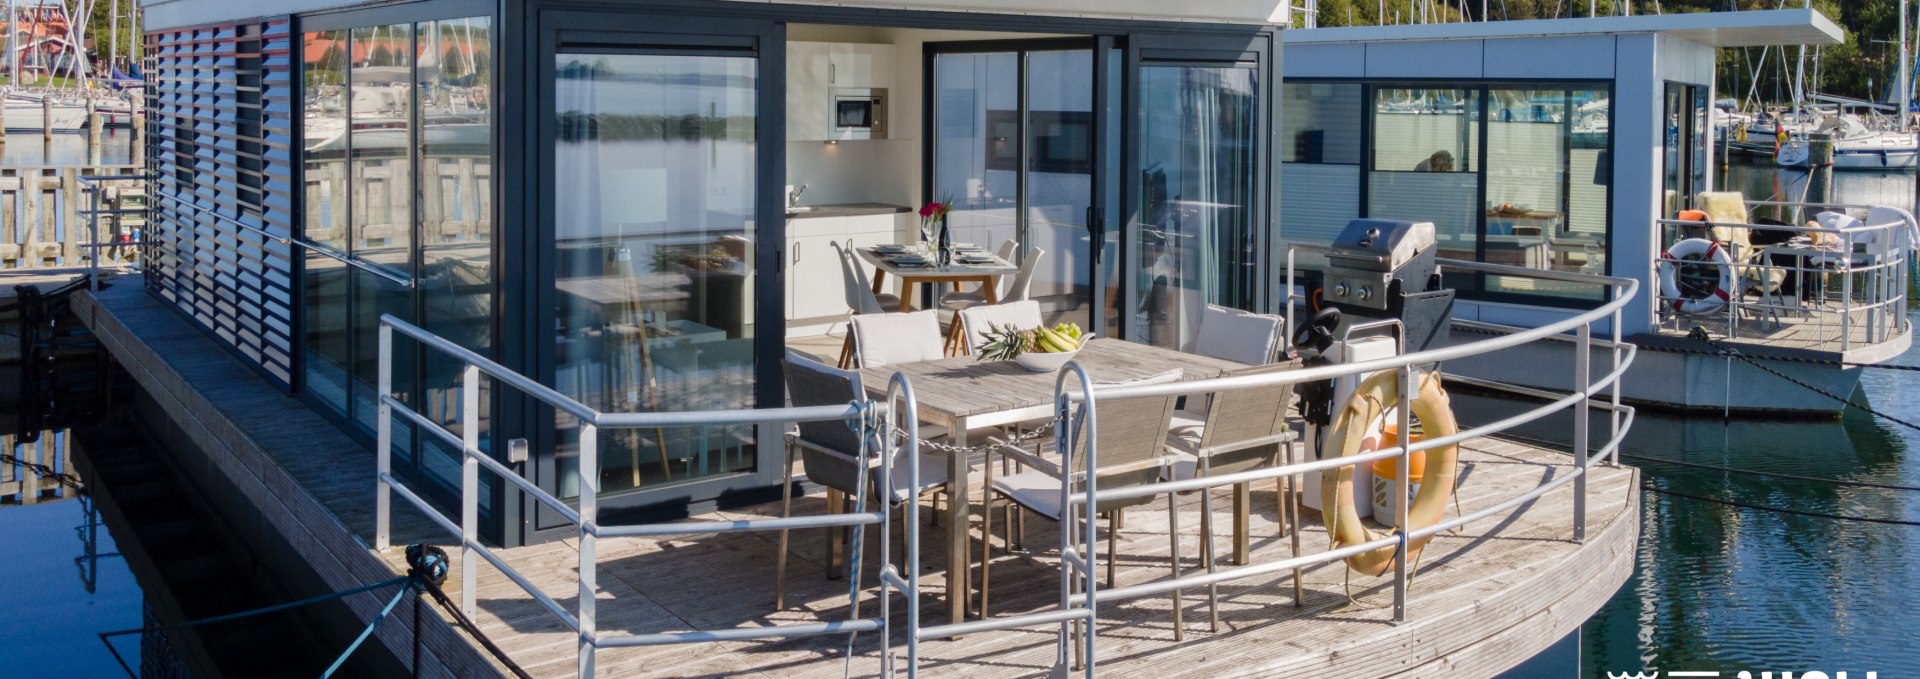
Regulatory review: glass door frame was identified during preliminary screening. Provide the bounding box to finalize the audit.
[920,37,1117,337]
[1118,32,1278,339]
[528,11,787,534]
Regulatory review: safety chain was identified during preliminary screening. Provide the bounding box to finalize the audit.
[904,417,1058,455]
[1687,326,1920,432]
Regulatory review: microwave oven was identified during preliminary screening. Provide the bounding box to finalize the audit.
[831,88,887,140]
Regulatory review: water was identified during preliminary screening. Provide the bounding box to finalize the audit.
[0,132,135,166]
[1569,160,1920,677]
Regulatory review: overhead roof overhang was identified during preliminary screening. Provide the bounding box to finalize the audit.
[1284,9,1843,48]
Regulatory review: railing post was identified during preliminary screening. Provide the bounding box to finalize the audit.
[1573,323,1591,544]
[375,322,392,550]
[461,364,480,618]
[87,180,100,291]
[1609,306,1622,467]
[1841,231,1854,354]
[578,422,600,678]
[1392,364,1412,624]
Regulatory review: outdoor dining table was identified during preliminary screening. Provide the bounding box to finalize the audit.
[858,337,1248,624]
[856,245,1019,312]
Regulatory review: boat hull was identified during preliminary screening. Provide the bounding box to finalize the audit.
[1,104,90,133]
[1443,324,1882,416]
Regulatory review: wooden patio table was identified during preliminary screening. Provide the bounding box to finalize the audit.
[859,338,1246,625]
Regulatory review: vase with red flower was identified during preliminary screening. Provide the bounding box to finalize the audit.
[918,198,954,266]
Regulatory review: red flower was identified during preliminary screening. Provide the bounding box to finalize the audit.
[919,201,950,219]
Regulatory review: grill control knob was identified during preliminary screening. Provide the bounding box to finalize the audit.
[1358,286,1374,301]
[1333,282,1350,298]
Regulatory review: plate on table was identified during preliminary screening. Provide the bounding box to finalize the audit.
[871,244,913,254]
[956,255,999,265]
[887,254,932,267]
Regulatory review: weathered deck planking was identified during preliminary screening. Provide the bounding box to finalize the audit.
[78,280,1639,678]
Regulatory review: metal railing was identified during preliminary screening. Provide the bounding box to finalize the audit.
[76,173,150,291]
[372,254,1638,677]
[1654,200,1915,354]
[373,315,918,677]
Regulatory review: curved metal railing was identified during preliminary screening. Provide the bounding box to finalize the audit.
[372,251,1639,677]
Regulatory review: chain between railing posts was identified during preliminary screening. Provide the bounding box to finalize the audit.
[461,364,481,618]
[1574,324,1591,544]
[579,422,599,678]
[376,323,392,550]
[1392,363,1412,624]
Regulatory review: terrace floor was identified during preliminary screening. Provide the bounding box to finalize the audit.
[382,437,1638,678]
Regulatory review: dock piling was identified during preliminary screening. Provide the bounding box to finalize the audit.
[40,98,50,140]
[1806,131,1834,205]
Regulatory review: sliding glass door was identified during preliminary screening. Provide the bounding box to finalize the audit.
[539,17,780,519]
[1127,42,1267,350]
[929,40,1112,334]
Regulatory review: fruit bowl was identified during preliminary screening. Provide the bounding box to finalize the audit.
[1013,346,1080,372]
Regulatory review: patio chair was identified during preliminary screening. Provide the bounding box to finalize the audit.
[941,241,1045,354]
[978,370,1190,638]
[848,310,945,368]
[776,348,949,610]
[832,240,901,367]
[953,300,1044,357]
[1162,362,1301,631]
[1192,304,1285,366]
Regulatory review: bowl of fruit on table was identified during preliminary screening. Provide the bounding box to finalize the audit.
[975,322,1091,372]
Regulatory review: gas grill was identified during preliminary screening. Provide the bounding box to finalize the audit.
[1320,218,1454,353]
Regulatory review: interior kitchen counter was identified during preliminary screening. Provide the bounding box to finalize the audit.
[787,202,911,219]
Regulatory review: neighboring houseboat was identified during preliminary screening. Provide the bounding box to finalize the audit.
[92,1,1840,676]
[1279,11,1911,416]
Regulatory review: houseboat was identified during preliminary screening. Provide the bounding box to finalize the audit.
[1279,10,1910,416]
[68,1,1851,677]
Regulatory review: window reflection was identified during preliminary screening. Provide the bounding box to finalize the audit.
[1280,82,1362,248]
[302,29,351,416]
[349,23,414,274]
[552,53,759,498]
[419,17,494,488]
[1370,88,1481,269]
[1133,64,1259,351]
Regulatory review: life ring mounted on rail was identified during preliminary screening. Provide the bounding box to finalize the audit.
[1656,237,1735,315]
[1320,370,1460,577]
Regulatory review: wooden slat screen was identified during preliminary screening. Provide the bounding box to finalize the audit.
[144,19,298,387]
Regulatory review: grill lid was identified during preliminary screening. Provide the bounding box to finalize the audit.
[1327,218,1436,273]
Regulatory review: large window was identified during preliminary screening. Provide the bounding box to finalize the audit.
[1279,80,1612,306]
[551,51,759,498]
[1132,63,1260,349]
[300,16,494,487]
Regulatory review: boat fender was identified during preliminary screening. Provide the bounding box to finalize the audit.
[1657,237,1735,314]
[1320,370,1460,577]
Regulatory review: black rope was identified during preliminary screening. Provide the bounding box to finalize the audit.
[418,577,534,679]
[1,451,85,491]
[1688,326,1920,432]
[1623,453,1920,492]
[1644,484,1920,527]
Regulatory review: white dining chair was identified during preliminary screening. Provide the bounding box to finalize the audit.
[954,300,1044,356]
[848,310,945,368]
[941,242,1045,353]
[1192,304,1284,366]
[832,240,901,367]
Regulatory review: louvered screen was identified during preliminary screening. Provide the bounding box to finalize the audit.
[144,19,297,387]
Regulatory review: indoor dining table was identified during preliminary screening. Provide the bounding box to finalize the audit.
[858,338,1247,624]
[856,245,1019,312]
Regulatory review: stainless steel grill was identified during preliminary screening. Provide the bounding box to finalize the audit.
[1322,218,1437,311]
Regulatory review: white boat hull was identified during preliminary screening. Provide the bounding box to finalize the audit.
[1442,323,1906,416]
[1,103,90,133]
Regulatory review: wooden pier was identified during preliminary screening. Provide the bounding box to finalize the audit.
[75,278,1639,678]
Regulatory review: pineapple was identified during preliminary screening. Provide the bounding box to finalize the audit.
[975,323,1028,361]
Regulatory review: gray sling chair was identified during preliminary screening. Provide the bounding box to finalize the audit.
[977,370,1189,639]
[1162,362,1302,631]
[775,348,949,610]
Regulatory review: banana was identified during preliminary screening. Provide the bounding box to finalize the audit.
[1038,326,1074,353]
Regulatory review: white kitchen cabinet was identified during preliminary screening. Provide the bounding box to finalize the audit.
[786,231,846,321]
[787,42,895,141]
[787,42,832,141]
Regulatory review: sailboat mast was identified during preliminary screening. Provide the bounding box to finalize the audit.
[5,0,16,86]
[1902,0,1910,132]
[109,0,116,74]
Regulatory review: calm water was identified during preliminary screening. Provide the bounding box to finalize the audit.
[0,132,135,166]
[1570,161,1920,677]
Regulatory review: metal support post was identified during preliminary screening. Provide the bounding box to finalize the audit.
[375,323,392,550]
[1573,324,1591,543]
[1392,364,1412,623]
[461,364,480,617]
[579,422,600,677]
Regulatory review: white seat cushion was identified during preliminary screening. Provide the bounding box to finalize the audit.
[1193,305,1282,366]
[992,469,1072,521]
[851,310,945,367]
[885,452,951,503]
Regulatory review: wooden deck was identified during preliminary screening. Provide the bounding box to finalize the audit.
[77,283,1640,678]
[392,437,1636,678]
[1651,297,1905,354]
